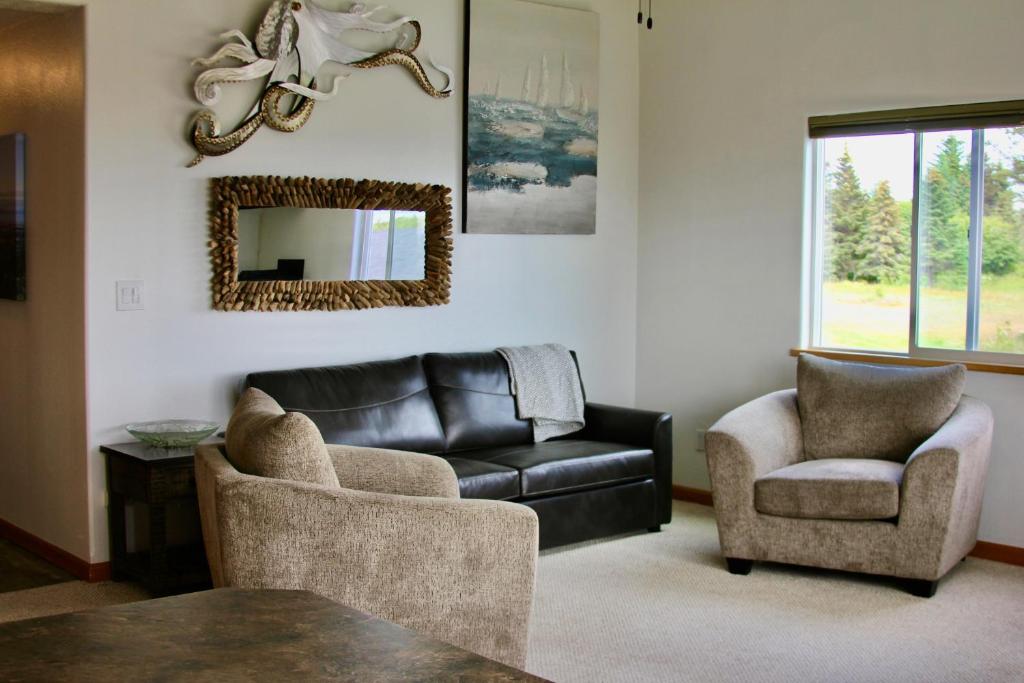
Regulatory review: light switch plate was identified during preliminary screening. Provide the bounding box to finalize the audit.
[695,429,707,452]
[116,280,144,311]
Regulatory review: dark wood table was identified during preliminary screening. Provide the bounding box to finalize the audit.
[0,588,546,681]
[101,442,212,595]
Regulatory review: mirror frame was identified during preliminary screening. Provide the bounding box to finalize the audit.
[209,176,453,311]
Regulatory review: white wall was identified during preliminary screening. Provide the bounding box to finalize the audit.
[79,0,638,562]
[637,0,1024,547]
[251,208,360,280]
[0,6,88,559]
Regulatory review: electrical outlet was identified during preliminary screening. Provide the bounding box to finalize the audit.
[116,280,144,311]
[695,429,707,452]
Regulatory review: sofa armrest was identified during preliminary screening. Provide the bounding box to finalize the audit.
[209,458,538,669]
[705,390,804,556]
[900,396,994,574]
[326,444,459,499]
[577,402,673,524]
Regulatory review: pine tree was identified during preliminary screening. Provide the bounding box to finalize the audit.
[922,137,970,286]
[934,136,971,211]
[827,148,869,281]
[983,154,1022,276]
[984,157,1016,222]
[861,180,907,283]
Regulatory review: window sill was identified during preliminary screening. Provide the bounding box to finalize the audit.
[790,348,1024,376]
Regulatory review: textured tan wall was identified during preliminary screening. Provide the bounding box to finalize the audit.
[0,6,88,560]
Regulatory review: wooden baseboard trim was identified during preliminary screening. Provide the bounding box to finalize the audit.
[0,517,109,583]
[670,486,1024,567]
[672,484,713,507]
[970,540,1024,567]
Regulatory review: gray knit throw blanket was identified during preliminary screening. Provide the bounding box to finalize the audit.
[497,343,585,442]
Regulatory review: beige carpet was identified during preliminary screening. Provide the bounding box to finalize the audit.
[527,501,1024,682]
[0,580,149,624]
[0,503,1020,682]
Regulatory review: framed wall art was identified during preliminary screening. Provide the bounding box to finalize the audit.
[0,133,26,301]
[463,0,599,234]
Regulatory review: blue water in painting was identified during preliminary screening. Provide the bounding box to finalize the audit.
[467,95,598,193]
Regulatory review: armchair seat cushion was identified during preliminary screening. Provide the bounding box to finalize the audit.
[456,440,654,499]
[754,458,904,521]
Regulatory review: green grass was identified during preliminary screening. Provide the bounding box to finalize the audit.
[821,272,1024,354]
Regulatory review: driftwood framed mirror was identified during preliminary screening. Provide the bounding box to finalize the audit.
[209,176,453,311]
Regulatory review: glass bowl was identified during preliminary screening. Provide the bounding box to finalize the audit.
[125,420,220,448]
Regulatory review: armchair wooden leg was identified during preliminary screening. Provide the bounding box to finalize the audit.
[725,558,753,575]
[647,525,662,533]
[905,578,939,598]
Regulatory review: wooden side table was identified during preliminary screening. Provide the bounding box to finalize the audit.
[101,442,212,595]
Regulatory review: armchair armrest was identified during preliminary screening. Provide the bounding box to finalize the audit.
[705,389,803,555]
[326,444,459,499]
[211,462,538,669]
[900,396,994,573]
[577,402,673,524]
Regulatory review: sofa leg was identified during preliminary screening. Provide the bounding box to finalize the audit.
[647,525,662,533]
[725,558,753,575]
[905,578,939,598]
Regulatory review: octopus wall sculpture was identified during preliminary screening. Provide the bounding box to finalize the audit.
[187,1,452,167]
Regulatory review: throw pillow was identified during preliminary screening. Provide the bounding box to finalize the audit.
[225,388,340,488]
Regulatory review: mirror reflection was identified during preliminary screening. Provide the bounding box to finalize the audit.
[236,208,427,282]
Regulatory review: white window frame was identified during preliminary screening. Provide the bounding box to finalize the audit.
[807,129,1024,365]
[350,209,400,280]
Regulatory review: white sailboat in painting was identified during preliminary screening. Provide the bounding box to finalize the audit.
[555,52,593,125]
[488,57,546,136]
[521,66,533,102]
[537,54,550,109]
[560,52,576,109]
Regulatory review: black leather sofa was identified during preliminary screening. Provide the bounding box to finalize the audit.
[246,351,673,549]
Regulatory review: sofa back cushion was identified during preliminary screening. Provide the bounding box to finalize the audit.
[797,354,966,462]
[245,356,447,454]
[225,388,340,487]
[423,352,534,452]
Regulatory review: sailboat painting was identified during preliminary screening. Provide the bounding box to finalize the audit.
[464,0,599,234]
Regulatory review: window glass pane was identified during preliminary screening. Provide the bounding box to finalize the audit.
[389,211,426,280]
[917,131,973,350]
[819,134,914,351]
[978,127,1024,353]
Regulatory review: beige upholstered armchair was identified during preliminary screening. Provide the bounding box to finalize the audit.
[195,390,539,669]
[705,354,993,597]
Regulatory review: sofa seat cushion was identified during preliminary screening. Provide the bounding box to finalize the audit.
[458,440,654,499]
[225,388,340,488]
[444,458,520,501]
[754,458,904,521]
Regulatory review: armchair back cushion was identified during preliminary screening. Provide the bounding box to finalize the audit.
[797,354,965,462]
[225,388,340,488]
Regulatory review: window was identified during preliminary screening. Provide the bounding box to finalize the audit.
[807,101,1024,362]
[349,210,426,281]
